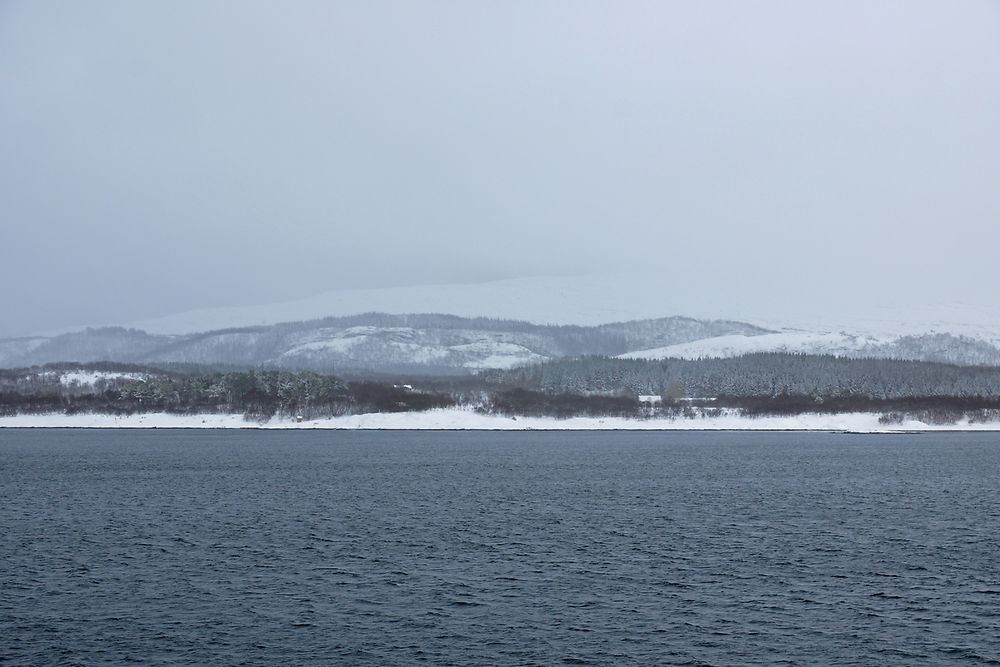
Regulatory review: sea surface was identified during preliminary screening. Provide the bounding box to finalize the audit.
[1,429,999,665]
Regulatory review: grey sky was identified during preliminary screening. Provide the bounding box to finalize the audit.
[2,1,998,337]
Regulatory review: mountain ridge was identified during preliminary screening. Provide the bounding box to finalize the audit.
[0,313,771,373]
[4,311,1000,372]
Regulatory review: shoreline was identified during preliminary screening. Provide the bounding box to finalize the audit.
[2,408,1000,433]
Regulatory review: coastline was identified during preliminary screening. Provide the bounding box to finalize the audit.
[1,407,999,433]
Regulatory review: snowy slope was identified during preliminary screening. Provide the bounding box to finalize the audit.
[622,331,892,360]
[0,314,768,372]
[13,273,1000,371]
[622,330,1000,366]
[273,325,546,371]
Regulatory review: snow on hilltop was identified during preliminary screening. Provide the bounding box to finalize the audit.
[621,331,894,361]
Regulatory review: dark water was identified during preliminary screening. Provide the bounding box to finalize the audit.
[2,430,999,665]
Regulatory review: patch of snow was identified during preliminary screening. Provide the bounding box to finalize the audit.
[281,327,424,357]
[342,326,379,336]
[59,371,146,387]
[282,337,365,356]
[461,355,540,370]
[621,331,894,361]
[449,341,546,369]
[385,341,450,364]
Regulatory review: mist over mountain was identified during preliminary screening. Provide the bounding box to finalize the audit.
[118,274,1000,341]
[4,3,998,352]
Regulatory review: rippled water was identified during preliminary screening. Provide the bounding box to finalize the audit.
[2,429,999,665]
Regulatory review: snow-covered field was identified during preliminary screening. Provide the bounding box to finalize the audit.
[2,408,998,433]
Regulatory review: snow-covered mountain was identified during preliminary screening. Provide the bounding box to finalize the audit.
[0,313,771,373]
[8,274,1000,371]
[4,311,1000,372]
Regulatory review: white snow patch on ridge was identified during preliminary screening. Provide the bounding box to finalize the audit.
[621,331,895,361]
[450,342,545,369]
[59,371,146,387]
[276,328,545,370]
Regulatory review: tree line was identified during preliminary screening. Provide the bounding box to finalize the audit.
[480,353,1000,400]
[3,356,1000,424]
[0,364,453,421]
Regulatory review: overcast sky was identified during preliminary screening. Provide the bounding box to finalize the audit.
[2,1,999,337]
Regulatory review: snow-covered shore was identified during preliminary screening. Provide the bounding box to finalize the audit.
[1,408,999,433]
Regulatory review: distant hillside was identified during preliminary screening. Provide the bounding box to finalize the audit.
[0,313,771,373]
[5,310,1000,373]
[7,358,1000,427]
[622,331,1000,367]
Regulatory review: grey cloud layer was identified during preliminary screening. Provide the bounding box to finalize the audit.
[1,1,998,336]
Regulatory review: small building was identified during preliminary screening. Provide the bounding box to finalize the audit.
[638,395,662,406]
